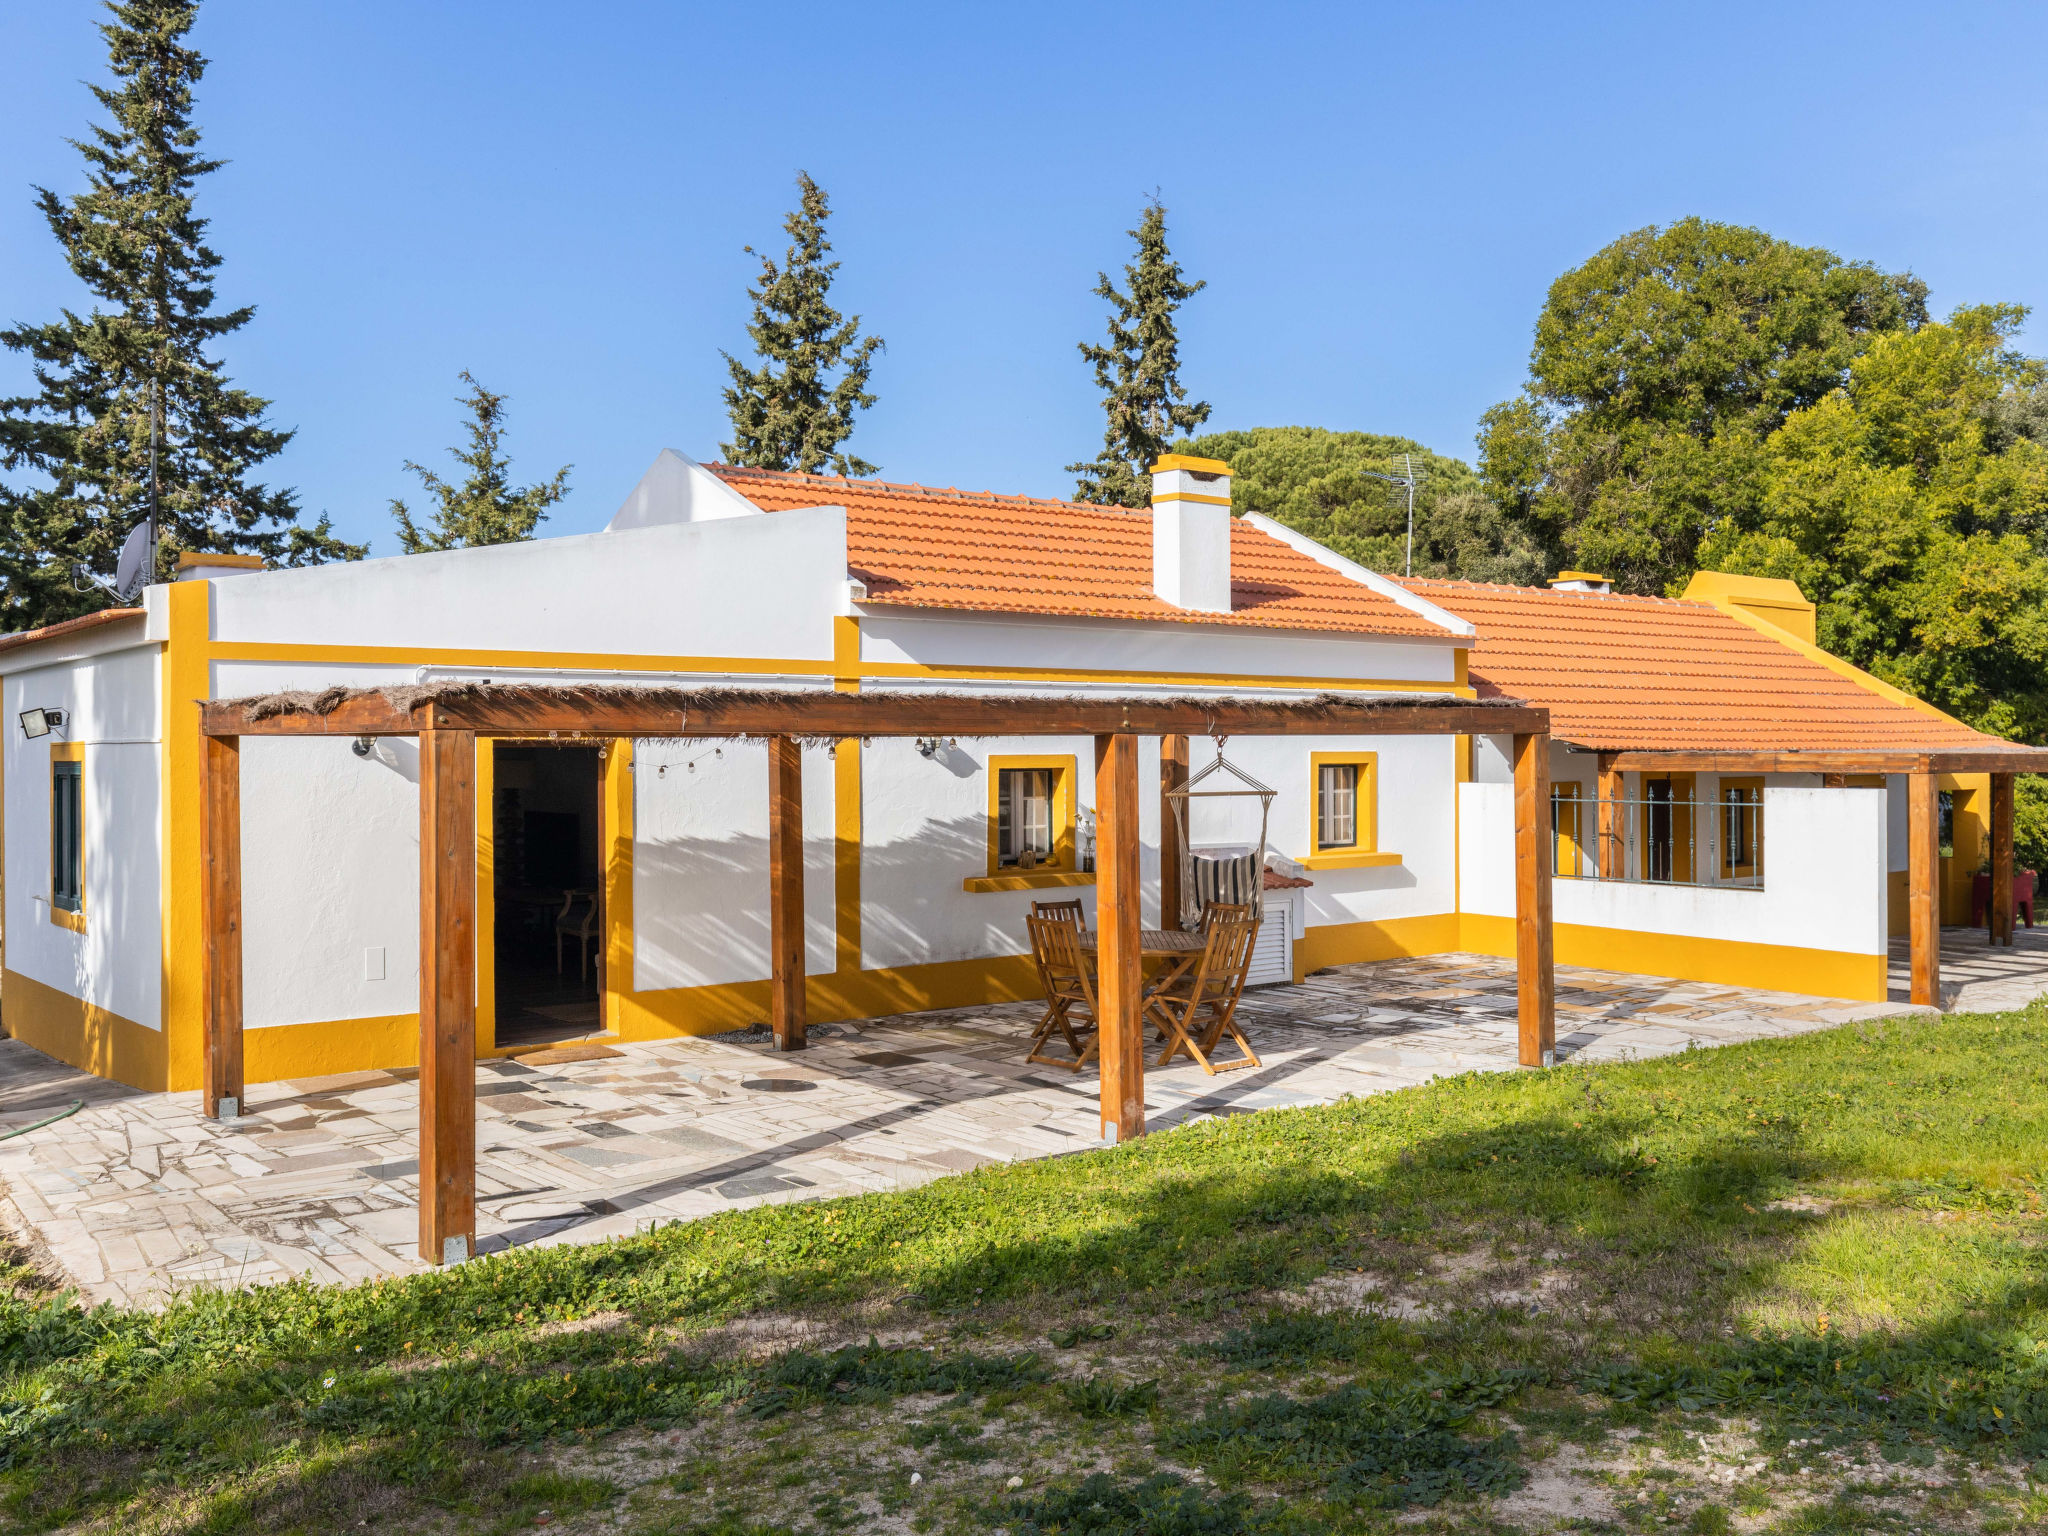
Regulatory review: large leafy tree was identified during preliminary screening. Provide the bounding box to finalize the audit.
[1179,426,1546,584]
[1699,305,2048,742]
[1070,202,1210,507]
[721,172,883,478]
[391,373,570,554]
[0,0,361,631]
[1479,218,1927,594]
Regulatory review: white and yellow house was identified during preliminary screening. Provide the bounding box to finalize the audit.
[0,450,2021,1091]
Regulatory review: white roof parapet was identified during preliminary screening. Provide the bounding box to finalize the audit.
[607,447,766,530]
[1239,511,1475,639]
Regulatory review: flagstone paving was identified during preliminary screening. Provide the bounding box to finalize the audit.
[0,939,2023,1309]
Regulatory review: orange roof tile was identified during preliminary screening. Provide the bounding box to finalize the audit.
[1399,578,2000,753]
[712,465,1457,641]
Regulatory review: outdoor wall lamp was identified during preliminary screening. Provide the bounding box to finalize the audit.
[18,707,65,739]
[352,735,373,758]
[916,736,957,760]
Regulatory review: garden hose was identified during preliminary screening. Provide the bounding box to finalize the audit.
[0,1100,83,1140]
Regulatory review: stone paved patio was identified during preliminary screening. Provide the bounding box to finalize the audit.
[1,936,2035,1308]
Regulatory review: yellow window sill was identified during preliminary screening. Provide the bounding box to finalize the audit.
[1299,849,1402,871]
[962,870,1097,894]
[50,906,85,933]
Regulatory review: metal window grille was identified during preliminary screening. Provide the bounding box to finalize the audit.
[1550,791,1766,891]
[51,759,82,913]
[998,768,1054,867]
[1318,763,1357,848]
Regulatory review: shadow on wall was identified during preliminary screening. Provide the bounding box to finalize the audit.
[630,812,1064,989]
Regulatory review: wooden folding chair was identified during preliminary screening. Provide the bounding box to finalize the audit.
[1032,898,1086,926]
[1025,913,1099,1070]
[1146,909,1261,1074]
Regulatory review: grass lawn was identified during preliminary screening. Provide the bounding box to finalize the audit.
[8,1002,2048,1534]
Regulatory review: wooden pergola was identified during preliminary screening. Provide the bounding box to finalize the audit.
[1586,746,2048,1007]
[196,683,1553,1266]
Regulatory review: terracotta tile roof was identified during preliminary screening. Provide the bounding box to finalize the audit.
[1398,578,2001,753]
[0,607,144,658]
[712,465,1457,641]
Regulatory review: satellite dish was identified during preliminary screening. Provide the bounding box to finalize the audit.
[112,521,152,601]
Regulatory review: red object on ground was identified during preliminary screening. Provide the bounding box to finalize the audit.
[1972,869,2037,928]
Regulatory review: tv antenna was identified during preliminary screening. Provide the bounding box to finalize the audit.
[1359,452,1425,577]
[74,376,160,604]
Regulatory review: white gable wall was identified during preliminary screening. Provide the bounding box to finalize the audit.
[3,646,162,1030]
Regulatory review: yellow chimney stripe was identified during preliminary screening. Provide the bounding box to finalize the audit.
[1151,491,1234,506]
[1150,454,1232,476]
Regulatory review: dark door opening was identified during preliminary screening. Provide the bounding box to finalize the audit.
[492,743,605,1048]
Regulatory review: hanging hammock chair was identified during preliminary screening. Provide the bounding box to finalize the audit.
[1165,740,1276,930]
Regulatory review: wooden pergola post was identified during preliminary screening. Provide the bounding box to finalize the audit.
[1095,732,1144,1142]
[1596,753,1623,880]
[200,733,244,1119]
[418,726,478,1266]
[768,734,807,1051]
[1160,734,1188,929]
[1511,732,1557,1066]
[1908,771,1941,1007]
[1991,772,2015,947]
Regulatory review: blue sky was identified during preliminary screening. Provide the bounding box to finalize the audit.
[4,2,2045,555]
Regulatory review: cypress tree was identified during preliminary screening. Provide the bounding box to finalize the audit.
[1069,201,1211,507]
[0,0,360,632]
[721,172,884,477]
[391,373,571,553]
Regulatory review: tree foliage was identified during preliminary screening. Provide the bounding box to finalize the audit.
[390,373,570,554]
[1480,218,1927,594]
[1179,426,1546,584]
[1699,305,2048,741]
[0,0,360,631]
[721,172,883,478]
[1070,202,1210,508]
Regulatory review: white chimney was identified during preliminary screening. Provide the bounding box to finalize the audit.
[1548,570,1612,594]
[1150,454,1233,613]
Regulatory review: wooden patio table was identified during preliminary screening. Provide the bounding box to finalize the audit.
[1078,928,1207,1012]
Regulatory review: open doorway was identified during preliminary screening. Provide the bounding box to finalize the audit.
[492,743,606,1048]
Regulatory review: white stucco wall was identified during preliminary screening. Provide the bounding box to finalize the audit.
[1194,734,1458,931]
[860,734,1121,968]
[3,647,162,1027]
[632,736,837,989]
[207,506,849,663]
[860,612,1461,686]
[1459,781,1888,956]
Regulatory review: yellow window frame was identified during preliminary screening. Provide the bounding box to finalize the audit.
[965,753,1091,893]
[1720,776,1763,880]
[1552,782,1585,879]
[50,742,85,932]
[1303,750,1399,870]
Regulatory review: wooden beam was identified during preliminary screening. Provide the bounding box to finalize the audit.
[200,733,244,1120]
[202,690,1549,743]
[1095,732,1144,1143]
[1908,770,1941,1008]
[768,734,806,1051]
[1992,772,2016,947]
[1511,733,1556,1067]
[418,727,478,1267]
[1160,734,1188,930]
[1596,753,1623,880]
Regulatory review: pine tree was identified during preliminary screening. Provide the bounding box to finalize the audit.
[0,0,361,631]
[721,173,884,477]
[1069,201,1211,507]
[391,373,570,553]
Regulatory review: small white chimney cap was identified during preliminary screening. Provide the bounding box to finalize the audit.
[175,552,265,582]
[1549,570,1611,593]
